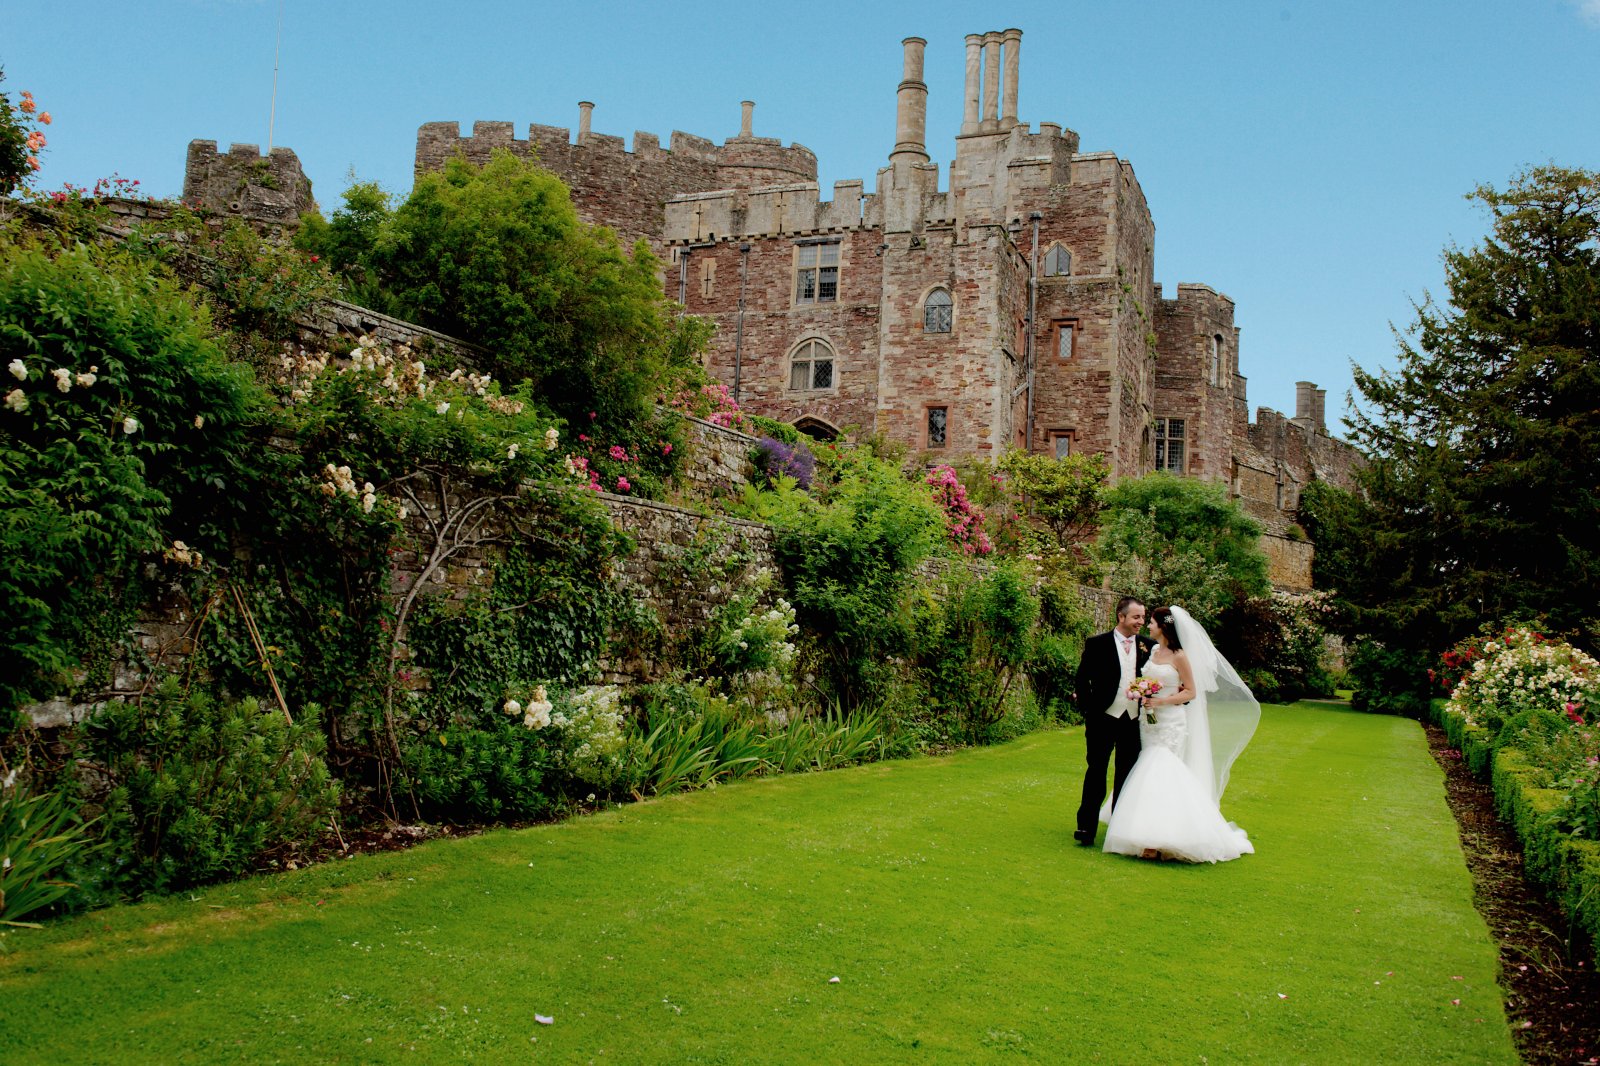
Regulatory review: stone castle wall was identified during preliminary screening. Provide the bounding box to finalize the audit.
[415,117,818,259]
[182,140,315,225]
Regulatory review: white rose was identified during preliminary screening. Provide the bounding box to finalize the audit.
[76,371,97,387]
[7,358,25,381]
[544,428,559,450]
[436,401,450,415]
[4,388,26,412]
[504,699,522,717]
[52,367,72,393]
[194,415,205,429]
[122,416,140,435]
[507,443,519,460]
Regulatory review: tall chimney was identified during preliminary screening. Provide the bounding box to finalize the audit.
[890,37,930,164]
[1001,28,1022,127]
[740,100,754,138]
[1313,388,1328,434]
[577,101,594,141]
[981,32,1001,130]
[1294,381,1315,424]
[961,34,982,135]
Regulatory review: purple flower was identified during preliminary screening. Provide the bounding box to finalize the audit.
[756,436,816,490]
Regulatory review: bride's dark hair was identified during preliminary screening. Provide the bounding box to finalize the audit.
[1151,607,1182,650]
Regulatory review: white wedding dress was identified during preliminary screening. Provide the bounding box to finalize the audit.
[1101,660,1254,863]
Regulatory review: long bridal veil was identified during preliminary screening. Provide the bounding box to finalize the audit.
[1169,605,1260,802]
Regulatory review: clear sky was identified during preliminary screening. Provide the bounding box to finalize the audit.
[6,0,1598,432]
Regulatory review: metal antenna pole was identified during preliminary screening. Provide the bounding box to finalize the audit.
[267,0,285,152]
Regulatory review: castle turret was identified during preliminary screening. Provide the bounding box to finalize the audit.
[183,140,314,228]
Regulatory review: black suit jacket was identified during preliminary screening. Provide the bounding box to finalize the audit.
[1075,629,1155,720]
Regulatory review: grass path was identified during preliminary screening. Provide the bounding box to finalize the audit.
[1,702,1516,1064]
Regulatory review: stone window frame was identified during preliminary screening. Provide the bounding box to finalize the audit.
[1047,428,1076,460]
[922,286,954,333]
[787,336,838,393]
[1209,333,1223,387]
[923,403,951,450]
[1050,318,1079,361]
[793,238,841,306]
[1042,243,1073,277]
[1154,416,1187,474]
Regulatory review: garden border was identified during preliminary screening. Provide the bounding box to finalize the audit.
[1431,697,1600,958]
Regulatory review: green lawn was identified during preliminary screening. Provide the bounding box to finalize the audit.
[0,702,1516,1064]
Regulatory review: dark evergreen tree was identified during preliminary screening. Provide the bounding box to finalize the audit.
[1332,165,1600,654]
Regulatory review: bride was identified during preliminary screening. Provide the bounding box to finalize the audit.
[1101,605,1259,863]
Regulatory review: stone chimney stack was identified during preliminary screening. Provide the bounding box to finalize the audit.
[981,32,1002,130]
[890,36,930,164]
[739,100,754,139]
[1294,381,1316,426]
[577,101,594,142]
[1001,28,1022,127]
[1313,388,1328,434]
[961,34,982,135]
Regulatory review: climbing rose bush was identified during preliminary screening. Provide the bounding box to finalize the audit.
[925,465,992,556]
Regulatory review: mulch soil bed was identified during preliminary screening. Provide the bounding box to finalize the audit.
[1427,721,1600,1064]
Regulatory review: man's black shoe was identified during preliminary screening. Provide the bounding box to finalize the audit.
[1073,830,1095,846]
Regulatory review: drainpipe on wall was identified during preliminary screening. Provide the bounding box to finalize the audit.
[1025,211,1042,451]
[677,247,690,306]
[734,242,751,403]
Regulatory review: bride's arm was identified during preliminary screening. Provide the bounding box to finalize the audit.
[1157,650,1197,706]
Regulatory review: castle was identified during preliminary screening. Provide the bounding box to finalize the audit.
[410,30,1361,584]
[184,29,1360,587]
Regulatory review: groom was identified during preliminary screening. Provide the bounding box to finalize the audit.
[1073,596,1153,845]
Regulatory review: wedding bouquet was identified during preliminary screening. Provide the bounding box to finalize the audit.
[1127,675,1163,724]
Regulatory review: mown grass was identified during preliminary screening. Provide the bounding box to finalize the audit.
[0,701,1515,1064]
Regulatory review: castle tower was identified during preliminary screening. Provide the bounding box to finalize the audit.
[183,140,315,228]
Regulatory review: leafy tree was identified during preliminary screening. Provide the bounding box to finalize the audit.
[1094,473,1269,626]
[995,449,1108,569]
[292,180,391,307]
[1340,165,1600,653]
[297,152,687,428]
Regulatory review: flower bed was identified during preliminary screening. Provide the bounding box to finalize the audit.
[1430,625,1600,958]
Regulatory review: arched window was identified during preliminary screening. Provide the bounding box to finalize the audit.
[793,416,840,441]
[1043,244,1072,277]
[923,288,953,333]
[788,338,835,391]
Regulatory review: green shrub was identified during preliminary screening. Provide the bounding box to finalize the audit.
[0,241,261,714]
[1239,668,1284,705]
[908,566,1039,744]
[752,450,944,708]
[399,719,555,822]
[1348,641,1432,717]
[1094,472,1270,627]
[1028,630,1082,723]
[1,771,100,925]
[1219,591,1337,702]
[82,683,339,896]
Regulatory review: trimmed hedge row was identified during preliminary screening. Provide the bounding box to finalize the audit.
[1432,697,1600,956]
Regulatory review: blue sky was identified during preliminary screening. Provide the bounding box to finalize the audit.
[6,0,1598,431]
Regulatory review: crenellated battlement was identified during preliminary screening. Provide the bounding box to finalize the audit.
[414,105,819,252]
[183,139,315,227]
